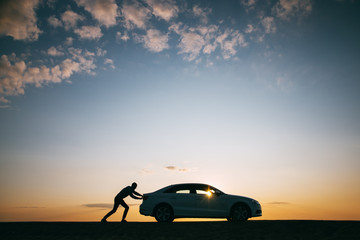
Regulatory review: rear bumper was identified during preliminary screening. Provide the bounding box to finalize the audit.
[139,204,152,216]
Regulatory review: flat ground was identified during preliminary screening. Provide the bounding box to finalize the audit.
[1,221,359,240]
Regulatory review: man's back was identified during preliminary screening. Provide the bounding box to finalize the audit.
[116,186,132,199]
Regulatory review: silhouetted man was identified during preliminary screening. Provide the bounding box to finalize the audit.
[101,182,142,222]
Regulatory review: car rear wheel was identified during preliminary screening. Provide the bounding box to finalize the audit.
[154,204,174,222]
[229,203,249,222]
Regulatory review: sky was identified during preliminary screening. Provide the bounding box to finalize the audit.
[0,0,359,222]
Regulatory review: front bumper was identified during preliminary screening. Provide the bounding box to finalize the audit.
[253,200,262,217]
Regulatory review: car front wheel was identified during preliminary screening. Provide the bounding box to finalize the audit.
[154,204,174,222]
[229,203,250,222]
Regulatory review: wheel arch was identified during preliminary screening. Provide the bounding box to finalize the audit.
[229,201,251,217]
[152,202,174,216]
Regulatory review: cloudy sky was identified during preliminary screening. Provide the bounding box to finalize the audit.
[0,0,359,221]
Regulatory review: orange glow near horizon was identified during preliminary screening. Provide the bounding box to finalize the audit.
[1,189,360,222]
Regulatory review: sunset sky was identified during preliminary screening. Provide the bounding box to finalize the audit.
[0,0,359,222]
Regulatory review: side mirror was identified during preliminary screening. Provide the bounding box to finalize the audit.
[214,191,222,196]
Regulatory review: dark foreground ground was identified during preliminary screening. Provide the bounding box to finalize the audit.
[1,221,359,240]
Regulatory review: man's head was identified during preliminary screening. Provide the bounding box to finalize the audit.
[131,182,137,189]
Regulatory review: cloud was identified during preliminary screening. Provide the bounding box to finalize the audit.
[261,16,276,34]
[0,55,27,96]
[104,58,115,69]
[0,96,10,103]
[61,10,84,30]
[145,0,178,21]
[240,0,256,8]
[96,48,107,57]
[245,24,255,34]
[47,46,64,56]
[170,22,248,61]
[139,168,152,175]
[266,201,291,205]
[83,203,139,208]
[116,31,130,42]
[272,0,312,21]
[165,166,190,172]
[48,16,63,28]
[192,5,212,24]
[74,26,103,40]
[0,49,96,101]
[82,203,113,209]
[75,0,118,28]
[136,29,169,52]
[0,0,42,41]
[13,206,45,209]
[121,1,151,29]
[65,37,74,46]
[177,31,205,61]
[216,30,247,59]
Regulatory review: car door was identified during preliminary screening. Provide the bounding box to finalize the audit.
[194,186,228,217]
[169,187,200,217]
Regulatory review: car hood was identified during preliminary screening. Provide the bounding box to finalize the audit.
[224,194,255,202]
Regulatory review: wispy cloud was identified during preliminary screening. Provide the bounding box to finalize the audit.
[75,0,118,28]
[82,203,113,209]
[74,26,103,40]
[13,206,45,209]
[261,16,276,34]
[121,0,151,29]
[0,48,96,101]
[83,203,139,208]
[48,16,63,28]
[240,0,256,9]
[136,29,169,53]
[116,31,130,42]
[165,166,190,172]
[178,31,205,61]
[220,30,247,59]
[266,201,291,205]
[192,5,212,24]
[146,0,178,21]
[139,168,153,175]
[47,46,64,56]
[61,10,84,30]
[272,0,312,21]
[104,58,115,69]
[0,0,42,41]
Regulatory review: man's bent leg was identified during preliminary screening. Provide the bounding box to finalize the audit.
[119,199,129,221]
[102,199,120,221]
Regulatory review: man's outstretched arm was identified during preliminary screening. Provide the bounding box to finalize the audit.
[133,190,142,197]
[130,193,142,200]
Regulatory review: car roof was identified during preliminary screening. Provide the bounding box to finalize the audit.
[155,183,223,193]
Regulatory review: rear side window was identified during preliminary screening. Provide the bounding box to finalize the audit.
[164,185,192,194]
[175,189,190,194]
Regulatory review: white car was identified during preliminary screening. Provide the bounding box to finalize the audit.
[139,183,262,222]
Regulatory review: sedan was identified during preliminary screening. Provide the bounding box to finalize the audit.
[139,183,262,222]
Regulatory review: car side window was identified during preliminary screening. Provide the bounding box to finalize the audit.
[175,189,190,194]
[164,186,191,194]
[196,189,208,195]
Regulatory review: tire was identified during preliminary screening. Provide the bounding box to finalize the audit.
[229,203,250,222]
[154,204,174,222]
